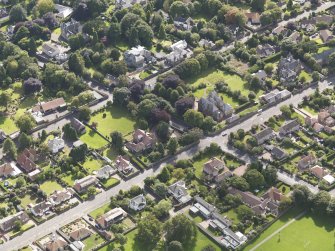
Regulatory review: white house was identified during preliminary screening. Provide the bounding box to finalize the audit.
[323,174,335,185]
[129,194,146,211]
[48,137,65,154]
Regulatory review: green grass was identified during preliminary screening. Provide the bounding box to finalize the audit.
[139,71,150,79]
[101,177,120,189]
[0,116,18,135]
[90,106,135,138]
[19,194,39,208]
[83,233,105,251]
[223,209,239,224]
[61,173,78,186]
[244,207,304,250]
[244,212,335,251]
[301,105,318,116]
[82,157,103,174]
[190,69,263,102]
[39,180,63,196]
[317,46,331,53]
[80,127,109,149]
[89,203,112,219]
[299,70,312,83]
[193,157,210,178]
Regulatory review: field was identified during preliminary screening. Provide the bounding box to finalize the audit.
[89,106,136,138]
[244,208,335,251]
[80,127,108,149]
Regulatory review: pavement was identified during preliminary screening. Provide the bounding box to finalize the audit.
[3,4,335,249]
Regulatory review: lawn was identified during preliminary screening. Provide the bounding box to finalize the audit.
[317,46,331,53]
[223,209,239,225]
[299,70,312,83]
[0,116,18,135]
[244,212,335,251]
[89,106,136,138]
[101,177,120,189]
[193,157,210,178]
[83,233,105,251]
[61,173,78,186]
[19,193,39,208]
[244,207,304,250]
[301,105,318,116]
[39,180,63,195]
[98,227,221,251]
[190,69,263,102]
[79,127,109,149]
[89,203,112,219]
[82,157,103,174]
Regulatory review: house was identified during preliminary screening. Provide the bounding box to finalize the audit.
[115,0,147,9]
[61,19,81,41]
[129,194,146,211]
[125,129,155,154]
[260,89,292,104]
[272,26,287,36]
[315,15,333,25]
[165,40,188,66]
[323,174,335,185]
[221,229,247,250]
[174,17,194,31]
[313,47,335,65]
[254,127,274,145]
[114,156,134,175]
[310,165,328,179]
[73,175,98,193]
[0,211,29,232]
[318,111,330,124]
[54,4,73,19]
[319,29,334,43]
[17,148,38,173]
[31,201,52,217]
[198,91,233,122]
[288,31,303,44]
[202,157,232,183]
[28,168,42,181]
[191,196,217,219]
[271,146,288,160]
[124,46,153,68]
[279,120,300,136]
[324,116,335,127]
[71,118,86,135]
[245,12,260,25]
[32,98,66,114]
[48,137,65,154]
[298,154,317,170]
[253,70,267,83]
[0,162,17,178]
[96,165,116,179]
[277,54,301,86]
[42,43,60,58]
[168,180,192,204]
[199,39,215,49]
[305,116,317,127]
[261,187,285,204]
[70,228,92,241]
[96,207,127,229]
[44,235,68,251]
[313,122,324,133]
[256,44,276,58]
[49,189,73,206]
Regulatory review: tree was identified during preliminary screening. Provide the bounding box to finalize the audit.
[156,121,170,142]
[202,116,216,132]
[78,106,91,121]
[13,220,22,232]
[63,124,78,141]
[174,58,201,79]
[169,1,189,18]
[0,92,10,111]
[163,74,182,89]
[236,205,254,221]
[136,215,162,247]
[167,138,178,155]
[262,166,277,185]
[158,24,166,39]
[153,199,172,219]
[244,169,265,190]
[179,128,203,146]
[264,63,274,75]
[183,109,204,128]
[9,4,27,22]
[280,105,292,118]
[16,114,36,133]
[23,78,42,94]
[230,176,250,191]
[311,191,331,215]
[16,177,26,188]
[164,214,196,246]
[137,99,156,119]
[87,186,96,197]
[108,22,121,43]
[69,143,88,162]
[3,138,17,159]
[153,182,167,197]
[251,0,266,12]
[113,87,131,106]
[201,245,216,251]
[18,132,32,150]
[68,53,85,75]
[110,131,124,150]
[35,0,54,17]
[168,241,184,251]
[292,185,312,207]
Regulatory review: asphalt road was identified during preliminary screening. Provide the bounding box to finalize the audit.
[3,4,335,249]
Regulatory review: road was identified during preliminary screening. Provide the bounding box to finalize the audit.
[4,3,335,249]
[248,211,307,251]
